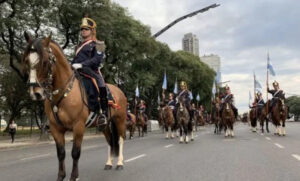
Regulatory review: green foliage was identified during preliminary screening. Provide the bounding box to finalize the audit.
[286,96,300,121]
[0,0,216,119]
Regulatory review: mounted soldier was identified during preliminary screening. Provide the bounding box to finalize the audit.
[267,81,285,112]
[71,17,109,124]
[167,93,176,118]
[176,81,193,121]
[255,92,265,116]
[220,85,238,119]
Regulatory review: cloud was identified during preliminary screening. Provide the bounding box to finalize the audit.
[112,0,300,113]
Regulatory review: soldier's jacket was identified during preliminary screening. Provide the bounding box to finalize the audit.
[268,89,285,99]
[220,93,234,104]
[167,99,176,110]
[72,40,104,72]
[255,98,265,106]
[176,90,191,103]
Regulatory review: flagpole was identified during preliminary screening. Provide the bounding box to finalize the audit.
[266,53,269,114]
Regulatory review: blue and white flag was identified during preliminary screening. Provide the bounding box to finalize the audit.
[162,72,167,89]
[189,91,193,100]
[267,54,276,76]
[255,79,262,89]
[196,93,200,101]
[173,78,178,94]
[158,95,160,103]
[135,85,139,97]
[215,71,221,84]
[212,82,216,95]
[249,91,252,102]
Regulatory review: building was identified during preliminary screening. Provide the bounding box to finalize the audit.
[200,54,221,82]
[182,33,199,56]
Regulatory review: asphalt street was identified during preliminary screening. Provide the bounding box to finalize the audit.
[1,122,300,181]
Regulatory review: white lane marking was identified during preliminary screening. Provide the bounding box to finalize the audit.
[124,154,146,163]
[21,153,50,161]
[164,144,174,148]
[265,137,271,141]
[274,143,284,149]
[292,154,300,161]
[260,133,264,136]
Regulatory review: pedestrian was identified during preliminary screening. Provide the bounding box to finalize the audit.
[9,120,17,143]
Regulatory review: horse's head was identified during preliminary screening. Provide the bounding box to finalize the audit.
[22,32,53,101]
[225,102,230,112]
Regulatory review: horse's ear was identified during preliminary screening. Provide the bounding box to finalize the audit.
[43,32,52,47]
[24,31,32,43]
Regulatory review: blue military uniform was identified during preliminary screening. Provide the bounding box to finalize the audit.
[220,91,238,119]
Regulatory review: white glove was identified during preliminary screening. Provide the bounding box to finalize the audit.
[72,63,82,69]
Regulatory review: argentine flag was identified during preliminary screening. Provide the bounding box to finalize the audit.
[267,54,276,76]
[189,91,193,100]
[162,72,167,90]
[196,93,200,101]
[135,85,139,97]
[173,78,178,94]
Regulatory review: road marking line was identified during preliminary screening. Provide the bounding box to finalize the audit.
[260,133,264,136]
[265,137,271,140]
[125,154,146,163]
[292,154,300,161]
[21,153,50,161]
[274,143,284,149]
[164,144,174,148]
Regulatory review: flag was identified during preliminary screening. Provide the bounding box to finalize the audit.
[212,82,216,95]
[189,91,193,100]
[215,71,221,84]
[255,79,262,89]
[249,91,252,102]
[173,78,178,94]
[162,71,167,89]
[196,93,200,101]
[158,95,160,103]
[135,85,139,97]
[267,54,276,76]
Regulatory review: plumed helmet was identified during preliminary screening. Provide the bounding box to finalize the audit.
[256,92,262,96]
[273,80,279,87]
[80,17,97,29]
[224,84,230,90]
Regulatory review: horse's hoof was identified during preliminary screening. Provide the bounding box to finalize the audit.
[116,165,124,170]
[104,165,112,170]
[191,138,194,141]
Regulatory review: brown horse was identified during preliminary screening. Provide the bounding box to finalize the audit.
[249,108,258,132]
[161,105,175,139]
[176,97,191,143]
[125,113,136,139]
[22,33,127,181]
[212,102,222,134]
[157,104,165,132]
[193,109,204,131]
[269,98,287,136]
[241,112,248,123]
[221,102,235,137]
[136,110,147,137]
[256,105,269,133]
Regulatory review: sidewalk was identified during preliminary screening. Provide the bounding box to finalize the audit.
[0,131,104,150]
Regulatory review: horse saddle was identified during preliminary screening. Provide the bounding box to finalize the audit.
[78,72,120,110]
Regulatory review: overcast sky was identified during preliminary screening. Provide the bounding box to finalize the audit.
[112,0,300,113]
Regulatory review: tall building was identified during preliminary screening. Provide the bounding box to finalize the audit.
[200,54,221,82]
[182,33,199,56]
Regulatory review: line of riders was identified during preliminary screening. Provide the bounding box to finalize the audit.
[71,16,289,136]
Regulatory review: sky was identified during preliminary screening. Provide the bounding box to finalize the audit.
[112,0,300,113]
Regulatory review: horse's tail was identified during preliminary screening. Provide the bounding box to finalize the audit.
[110,120,120,157]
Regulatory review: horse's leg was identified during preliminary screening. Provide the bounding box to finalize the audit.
[266,117,270,133]
[179,125,183,143]
[105,146,113,170]
[165,125,169,139]
[138,125,141,137]
[70,123,85,181]
[184,123,189,143]
[282,119,286,136]
[51,128,66,181]
[278,121,282,136]
[231,120,234,137]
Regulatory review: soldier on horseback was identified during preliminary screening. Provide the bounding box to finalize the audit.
[138,100,148,121]
[220,85,238,119]
[254,92,265,116]
[267,81,285,107]
[167,93,176,116]
[72,17,108,123]
[176,81,193,124]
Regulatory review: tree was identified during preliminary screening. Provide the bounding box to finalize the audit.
[286,96,300,121]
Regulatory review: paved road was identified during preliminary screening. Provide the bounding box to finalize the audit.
[1,122,300,181]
